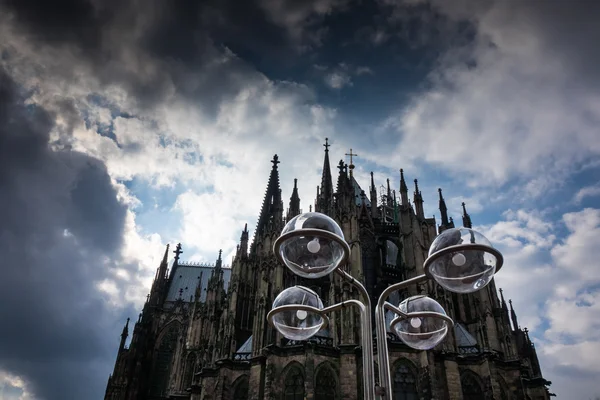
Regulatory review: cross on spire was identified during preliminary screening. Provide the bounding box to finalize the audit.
[345,148,358,176]
[345,148,358,166]
[173,243,183,263]
[323,138,330,152]
[271,154,280,167]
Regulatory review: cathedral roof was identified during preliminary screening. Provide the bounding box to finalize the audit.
[351,175,371,207]
[236,335,253,353]
[165,264,231,304]
[454,323,478,347]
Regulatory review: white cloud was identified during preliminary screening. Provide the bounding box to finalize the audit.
[0,370,33,400]
[324,71,353,89]
[574,183,600,204]
[381,1,600,191]
[481,207,600,399]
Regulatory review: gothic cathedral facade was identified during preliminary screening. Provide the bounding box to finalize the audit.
[105,142,553,400]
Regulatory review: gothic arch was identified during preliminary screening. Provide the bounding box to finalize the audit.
[149,322,182,396]
[280,362,305,400]
[460,370,484,400]
[391,358,418,400]
[232,375,249,400]
[182,352,196,390]
[314,362,338,400]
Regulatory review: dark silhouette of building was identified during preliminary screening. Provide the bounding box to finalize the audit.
[105,141,552,400]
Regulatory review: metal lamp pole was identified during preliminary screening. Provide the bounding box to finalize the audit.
[268,212,503,400]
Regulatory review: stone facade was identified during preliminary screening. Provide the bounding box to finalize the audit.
[104,142,553,400]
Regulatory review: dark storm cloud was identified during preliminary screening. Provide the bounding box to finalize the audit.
[1,0,348,113]
[0,68,135,399]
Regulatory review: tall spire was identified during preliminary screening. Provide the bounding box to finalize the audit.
[239,224,249,258]
[255,154,283,238]
[384,178,390,206]
[438,188,449,226]
[159,244,170,280]
[414,179,424,218]
[216,249,223,271]
[400,169,409,206]
[509,299,519,331]
[462,202,472,228]
[119,318,130,351]
[370,172,378,218]
[318,138,333,214]
[288,178,301,219]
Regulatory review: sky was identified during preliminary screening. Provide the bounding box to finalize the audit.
[0,0,599,398]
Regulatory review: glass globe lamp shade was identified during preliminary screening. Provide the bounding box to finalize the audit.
[424,227,503,294]
[274,212,350,278]
[391,295,449,350]
[270,286,325,341]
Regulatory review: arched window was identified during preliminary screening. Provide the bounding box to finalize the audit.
[149,323,181,396]
[315,364,337,400]
[386,240,399,267]
[232,375,249,400]
[461,371,484,400]
[284,365,305,400]
[183,352,196,390]
[392,360,418,400]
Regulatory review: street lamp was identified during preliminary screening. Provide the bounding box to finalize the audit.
[267,212,503,400]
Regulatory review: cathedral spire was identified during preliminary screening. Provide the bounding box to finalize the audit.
[157,244,170,281]
[239,224,249,258]
[254,155,283,239]
[216,249,223,271]
[317,138,334,214]
[288,178,301,219]
[462,202,473,228]
[386,178,392,206]
[509,299,519,330]
[400,169,409,206]
[119,318,130,351]
[370,172,378,219]
[414,179,424,218]
[438,188,450,226]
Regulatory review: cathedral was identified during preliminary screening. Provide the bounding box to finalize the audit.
[105,140,553,400]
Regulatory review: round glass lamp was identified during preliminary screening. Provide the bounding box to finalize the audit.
[273,212,350,278]
[390,295,451,350]
[423,227,503,294]
[268,286,326,341]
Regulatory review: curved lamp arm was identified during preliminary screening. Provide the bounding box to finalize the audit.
[375,274,429,399]
[267,297,375,400]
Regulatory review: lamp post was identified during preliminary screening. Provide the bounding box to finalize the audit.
[267,212,503,400]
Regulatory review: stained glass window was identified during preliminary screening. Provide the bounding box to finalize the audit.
[461,371,484,400]
[315,365,337,400]
[149,323,181,396]
[284,366,305,400]
[233,375,249,400]
[393,361,418,400]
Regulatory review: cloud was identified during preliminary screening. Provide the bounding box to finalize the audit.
[325,70,353,89]
[573,183,600,204]
[379,0,600,191]
[0,67,142,399]
[481,207,600,399]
